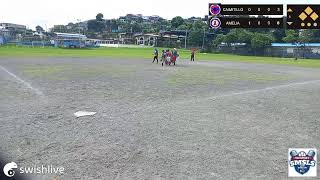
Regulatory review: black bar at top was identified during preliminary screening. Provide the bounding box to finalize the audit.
[209,4,283,15]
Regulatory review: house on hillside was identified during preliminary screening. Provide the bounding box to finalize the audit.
[0,23,26,32]
[134,33,158,46]
[157,31,187,48]
[118,33,134,44]
[0,22,27,42]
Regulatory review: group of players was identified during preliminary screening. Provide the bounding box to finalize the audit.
[152,48,196,66]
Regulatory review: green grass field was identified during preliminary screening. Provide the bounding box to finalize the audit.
[1,45,320,68]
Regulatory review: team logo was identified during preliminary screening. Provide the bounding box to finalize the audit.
[3,162,18,177]
[288,148,317,177]
[210,18,221,29]
[210,4,221,15]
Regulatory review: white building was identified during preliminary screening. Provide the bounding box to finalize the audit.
[0,23,26,32]
[134,33,158,46]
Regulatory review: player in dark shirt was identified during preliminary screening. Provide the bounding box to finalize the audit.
[152,48,159,64]
[191,49,196,61]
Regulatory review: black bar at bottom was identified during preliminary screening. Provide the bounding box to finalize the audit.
[210,17,284,28]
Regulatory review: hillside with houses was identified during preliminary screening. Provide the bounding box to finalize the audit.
[1,13,320,58]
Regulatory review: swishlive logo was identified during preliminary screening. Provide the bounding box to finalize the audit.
[3,162,64,177]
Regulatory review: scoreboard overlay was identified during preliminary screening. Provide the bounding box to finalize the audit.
[210,17,283,28]
[208,4,320,29]
[287,5,320,29]
[208,4,283,29]
[210,4,283,15]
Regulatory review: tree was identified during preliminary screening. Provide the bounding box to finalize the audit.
[213,29,254,48]
[131,23,142,33]
[236,29,253,44]
[177,24,188,31]
[299,30,315,43]
[272,29,286,42]
[88,20,96,32]
[50,25,67,33]
[251,33,274,49]
[171,16,184,29]
[96,13,104,21]
[223,29,239,45]
[185,19,208,47]
[311,29,320,42]
[188,30,203,46]
[282,30,299,43]
[87,19,105,32]
[88,13,106,32]
[36,25,44,33]
[213,34,225,47]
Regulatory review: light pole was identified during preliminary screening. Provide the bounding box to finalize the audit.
[184,30,187,49]
[77,19,81,48]
[77,19,82,34]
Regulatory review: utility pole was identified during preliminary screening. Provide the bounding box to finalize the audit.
[202,28,205,50]
[184,30,187,49]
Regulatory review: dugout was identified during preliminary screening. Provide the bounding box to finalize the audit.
[54,32,87,48]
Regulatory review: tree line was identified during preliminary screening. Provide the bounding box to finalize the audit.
[46,13,320,51]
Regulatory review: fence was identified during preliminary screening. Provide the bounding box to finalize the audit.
[0,35,9,45]
[16,41,53,47]
[216,46,320,59]
[99,44,153,48]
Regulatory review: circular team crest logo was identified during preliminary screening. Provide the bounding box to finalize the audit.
[210,18,221,29]
[288,148,317,177]
[210,4,221,15]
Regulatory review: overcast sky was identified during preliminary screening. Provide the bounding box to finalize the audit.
[1,0,318,29]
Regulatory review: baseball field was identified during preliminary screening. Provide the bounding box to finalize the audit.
[0,46,319,179]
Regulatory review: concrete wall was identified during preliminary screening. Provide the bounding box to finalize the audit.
[99,44,152,48]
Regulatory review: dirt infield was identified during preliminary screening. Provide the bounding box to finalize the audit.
[1,57,319,179]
